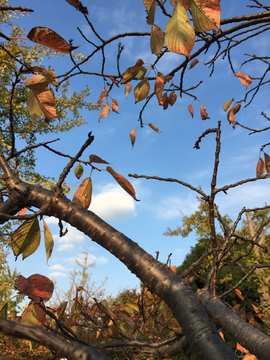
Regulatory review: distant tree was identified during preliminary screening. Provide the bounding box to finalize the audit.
[2,1,270,360]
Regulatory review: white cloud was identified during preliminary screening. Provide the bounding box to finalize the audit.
[45,216,59,225]
[67,253,109,265]
[153,194,198,220]
[49,272,67,278]
[90,183,137,221]
[50,264,66,271]
[57,243,76,252]
[58,226,85,244]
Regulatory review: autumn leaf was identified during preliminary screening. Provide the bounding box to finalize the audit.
[235,70,252,87]
[154,76,164,100]
[75,164,84,179]
[122,59,144,84]
[151,25,164,56]
[165,2,195,58]
[27,27,78,53]
[65,0,88,15]
[134,78,150,103]
[89,155,109,164]
[97,87,108,105]
[264,152,270,173]
[106,166,140,201]
[200,104,209,120]
[168,91,177,106]
[256,157,265,177]
[233,288,245,301]
[43,220,54,264]
[18,208,27,216]
[170,266,177,274]
[21,302,46,327]
[158,92,169,109]
[27,88,58,120]
[171,0,191,10]
[227,107,235,128]
[143,0,156,24]
[15,274,54,302]
[188,59,199,69]
[191,0,221,32]
[130,128,136,148]
[112,99,119,113]
[25,74,51,91]
[188,104,194,117]
[11,218,41,260]
[148,123,160,133]
[223,99,233,112]
[125,82,132,98]
[99,103,110,121]
[137,66,147,80]
[237,342,248,353]
[73,177,92,208]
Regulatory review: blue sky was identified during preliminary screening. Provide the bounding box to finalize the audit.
[4,1,270,299]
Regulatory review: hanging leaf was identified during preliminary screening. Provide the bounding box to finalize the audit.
[11,218,41,260]
[73,177,92,208]
[21,302,46,327]
[27,90,44,119]
[188,59,199,69]
[99,103,110,121]
[264,153,270,174]
[125,82,132,98]
[27,88,58,120]
[148,123,160,133]
[154,76,164,100]
[97,87,108,105]
[112,99,119,113]
[27,27,78,53]
[227,107,236,129]
[122,59,144,84]
[200,104,209,120]
[18,208,27,216]
[233,288,245,302]
[158,92,169,109]
[75,164,84,179]
[130,128,136,148]
[256,157,265,177]
[25,75,52,91]
[168,91,177,106]
[235,70,252,87]
[150,25,164,56]
[134,78,150,103]
[43,220,54,264]
[191,0,221,32]
[165,2,195,58]
[188,104,194,117]
[171,0,191,10]
[106,166,140,201]
[137,66,148,80]
[65,0,88,15]
[223,99,233,112]
[15,274,54,302]
[233,104,241,115]
[89,155,109,164]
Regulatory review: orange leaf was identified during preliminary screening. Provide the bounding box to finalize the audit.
[168,91,177,106]
[154,76,164,100]
[130,128,136,148]
[235,70,252,87]
[219,330,225,341]
[170,266,177,274]
[188,104,194,117]
[109,76,119,87]
[27,27,78,53]
[73,177,92,208]
[125,82,132,98]
[256,157,265,177]
[148,123,160,133]
[158,92,169,109]
[223,99,233,112]
[233,288,245,301]
[227,107,235,129]
[264,152,270,173]
[106,166,139,201]
[99,104,110,121]
[18,208,27,216]
[200,104,209,120]
[188,59,199,69]
[112,99,119,113]
[237,342,248,353]
[33,88,58,119]
[97,87,108,105]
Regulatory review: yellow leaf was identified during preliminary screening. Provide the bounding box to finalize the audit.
[191,0,221,32]
[73,177,92,208]
[43,220,54,264]
[223,99,233,112]
[151,25,164,56]
[112,99,119,113]
[125,82,132,98]
[122,59,144,84]
[148,123,160,133]
[134,78,150,103]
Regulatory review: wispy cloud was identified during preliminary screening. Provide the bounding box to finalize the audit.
[50,264,66,271]
[49,272,67,278]
[67,253,109,265]
[57,244,76,252]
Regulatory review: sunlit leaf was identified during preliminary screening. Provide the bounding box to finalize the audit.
[137,66,147,80]
[171,0,191,10]
[75,164,84,179]
[27,27,78,53]
[30,88,58,120]
[151,25,164,56]
[25,75,51,91]
[112,99,119,113]
[235,70,252,87]
[99,103,110,121]
[223,99,233,112]
[158,92,169,109]
[15,274,54,302]
[130,128,136,148]
[233,104,241,115]
[18,208,27,216]
[125,82,132,98]
[97,87,108,105]
[256,157,265,177]
[73,177,92,208]
[191,0,221,32]
[122,59,144,84]
[264,153,270,174]
[143,0,156,24]
[148,123,160,133]
[134,78,150,103]
[154,76,164,100]
[106,166,140,201]
[170,266,177,274]
[237,342,248,353]
[165,2,195,58]
[11,219,40,260]
[219,330,225,341]
[200,104,209,120]
[89,155,109,164]
[65,0,88,14]
[227,107,235,128]
[21,302,46,327]
[27,90,43,119]
[188,59,199,69]
[168,91,177,105]
[188,104,194,117]
[43,220,54,264]
[233,288,245,301]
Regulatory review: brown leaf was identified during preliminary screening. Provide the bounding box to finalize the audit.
[148,123,160,133]
[188,104,194,118]
[97,87,108,105]
[27,27,78,53]
[112,99,119,113]
[223,99,233,112]
[200,104,209,120]
[130,129,136,148]
[154,76,164,100]
[15,274,54,302]
[235,70,252,87]
[65,0,88,14]
[106,166,139,201]
[34,88,58,119]
[233,288,245,301]
[99,104,110,121]
[158,92,169,110]
[122,59,144,84]
[168,91,177,106]
[89,155,109,164]
[256,157,265,177]
[125,82,132,98]
[188,59,199,69]
[264,152,270,173]
[227,107,235,129]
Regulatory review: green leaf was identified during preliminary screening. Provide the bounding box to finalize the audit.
[11,218,41,260]
[165,2,195,58]
[151,25,164,56]
[75,164,84,179]
[43,220,54,264]
[134,78,150,103]
[137,66,147,80]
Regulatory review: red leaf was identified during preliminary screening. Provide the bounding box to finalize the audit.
[89,155,109,164]
[15,274,54,302]
[158,92,169,109]
[106,166,140,201]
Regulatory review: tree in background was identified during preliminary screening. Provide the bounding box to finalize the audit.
[1,1,270,360]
